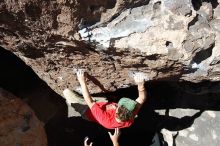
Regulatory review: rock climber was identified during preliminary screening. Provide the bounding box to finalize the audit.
[63,69,148,129]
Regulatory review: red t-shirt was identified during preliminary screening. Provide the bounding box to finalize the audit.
[85,102,138,129]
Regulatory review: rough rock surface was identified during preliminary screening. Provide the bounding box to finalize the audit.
[1,47,220,146]
[0,88,47,146]
[158,109,220,146]
[0,0,220,95]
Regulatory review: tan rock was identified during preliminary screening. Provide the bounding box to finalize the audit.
[0,88,47,146]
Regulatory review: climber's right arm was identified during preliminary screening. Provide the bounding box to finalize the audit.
[77,70,95,108]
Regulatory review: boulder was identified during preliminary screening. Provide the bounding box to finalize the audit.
[0,0,220,95]
[158,109,220,146]
[0,88,47,146]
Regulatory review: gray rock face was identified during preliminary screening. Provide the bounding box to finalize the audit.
[0,0,220,95]
[79,0,220,85]
[158,109,220,146]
